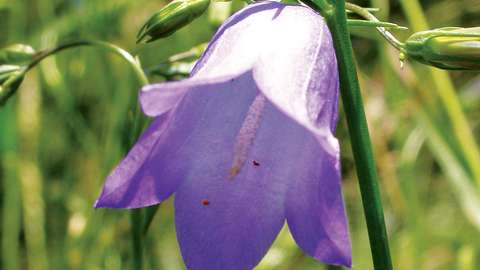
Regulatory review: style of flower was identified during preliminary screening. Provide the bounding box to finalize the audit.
[94,1,352,269]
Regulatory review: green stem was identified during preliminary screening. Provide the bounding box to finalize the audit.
[28,40,148,86]
[322,0,393,269]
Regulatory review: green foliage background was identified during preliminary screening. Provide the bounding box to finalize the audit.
[1,0,480,269]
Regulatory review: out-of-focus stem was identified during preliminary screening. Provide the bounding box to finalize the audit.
[0,103,21,270]
[18,70,50,270]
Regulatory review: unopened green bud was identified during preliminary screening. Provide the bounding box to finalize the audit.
[0,44,36,65]
[137,0,211,43]
[404,27,480,70]
[0,65,26,106]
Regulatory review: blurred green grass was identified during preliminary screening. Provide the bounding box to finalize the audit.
[1,0,480,269]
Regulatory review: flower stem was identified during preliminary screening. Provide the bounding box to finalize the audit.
[28,40,148,86]
[322,0,393,269]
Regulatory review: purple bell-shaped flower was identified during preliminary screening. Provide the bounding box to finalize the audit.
[95,2,352,269]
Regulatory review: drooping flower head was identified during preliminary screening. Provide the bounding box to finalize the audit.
[95,1,352,269]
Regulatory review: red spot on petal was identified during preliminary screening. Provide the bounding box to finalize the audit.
[202,200,210,206]
[253,161,260,166]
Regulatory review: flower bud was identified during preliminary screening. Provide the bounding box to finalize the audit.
[0,44,36,65]
[404,27,480,70]
[137,0,211,43]
[0,65,25,106]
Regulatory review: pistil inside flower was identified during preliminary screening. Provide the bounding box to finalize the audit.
[228,92,266,179]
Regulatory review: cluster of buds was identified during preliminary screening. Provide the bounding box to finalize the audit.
[404,27,480,70]
[137,0,211,43]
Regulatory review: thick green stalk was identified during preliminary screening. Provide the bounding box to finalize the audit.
[321,0,393,269]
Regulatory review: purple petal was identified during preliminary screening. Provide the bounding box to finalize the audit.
[249,5,339,155]
[139,3,284,117]
[140,75,236,117]
[285,137,352,267]
[141,2,338,138]
[175,91,344,269]
[194,1,339,154]
[95,71,258,209]
[173,102,288,270]
[94,114,177,209]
